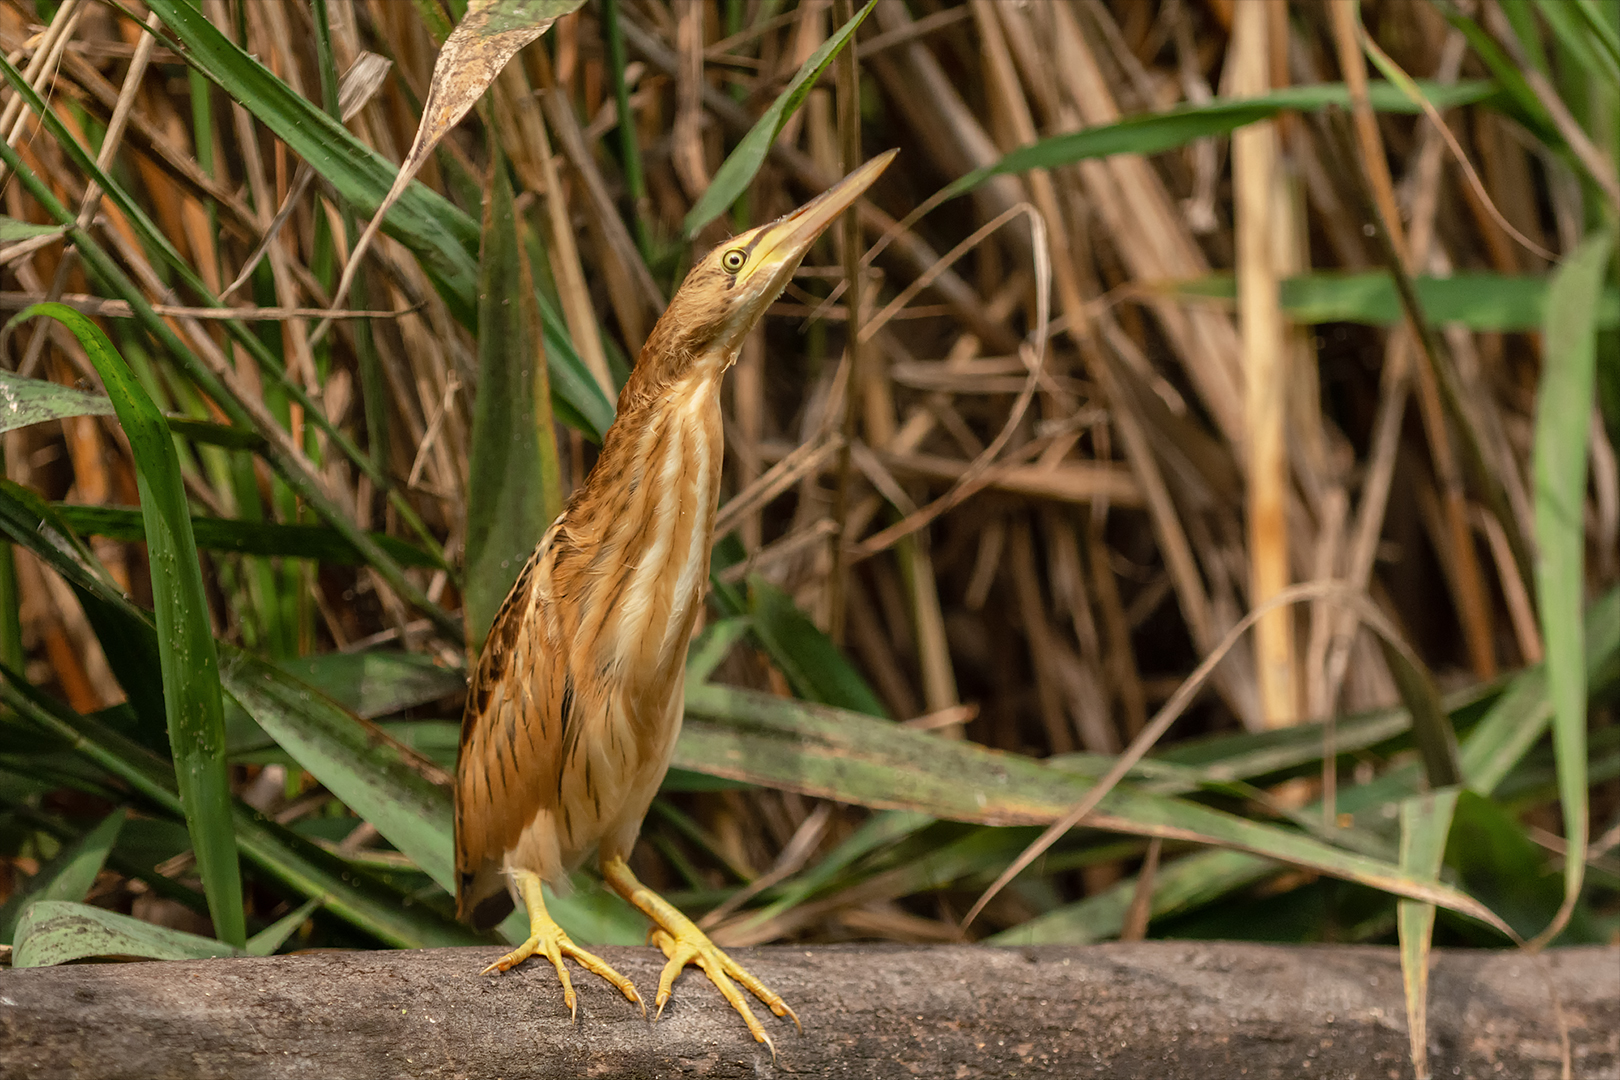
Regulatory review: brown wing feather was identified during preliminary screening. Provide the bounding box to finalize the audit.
[453,531,568,927]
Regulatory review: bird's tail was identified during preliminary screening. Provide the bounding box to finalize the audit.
[457,858,516,931]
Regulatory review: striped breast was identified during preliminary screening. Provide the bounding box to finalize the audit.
[538,369,725,862]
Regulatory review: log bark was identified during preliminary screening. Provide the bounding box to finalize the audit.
[0,942,1614,1079]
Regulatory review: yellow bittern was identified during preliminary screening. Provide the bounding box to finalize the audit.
[454,150,896,1049]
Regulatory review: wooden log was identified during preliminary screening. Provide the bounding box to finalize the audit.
[0,942,1614,1079]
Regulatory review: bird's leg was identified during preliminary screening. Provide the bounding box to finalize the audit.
[601,854,799,1052]
[482,869,645,1021]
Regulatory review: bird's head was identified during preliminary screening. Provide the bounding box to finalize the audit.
[643,149,898,380]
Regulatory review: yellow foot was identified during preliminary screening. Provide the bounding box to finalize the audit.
[481,870,644,1022]
[602,855,798,1055]
[649,924,800,1053]
[482,927,645,1021]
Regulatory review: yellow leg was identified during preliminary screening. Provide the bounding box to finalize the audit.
[601,854,799,1053]
[482,869,644,1021]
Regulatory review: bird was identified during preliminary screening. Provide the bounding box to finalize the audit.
[454,149,897,1051]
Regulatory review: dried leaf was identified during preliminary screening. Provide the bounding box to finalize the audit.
[319,0,585,342]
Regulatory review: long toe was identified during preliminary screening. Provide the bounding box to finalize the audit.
[651,925,791,1052]
[481,928,643,1022]
[561,939,646,1017]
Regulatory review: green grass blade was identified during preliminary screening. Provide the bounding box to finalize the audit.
[7,303,244,949]
[945,80,1499,199]
[144,0,481,324]
[1569,0,1620,80]
[600,0,651,258]
[1435,5,1564,150]
[0,215,64,243]
[245,896,320,957]
[465,152,563,649]
[684,0,877,235]
[0,371,115,432]
[1155,680,1503,780]
[1461,586,1619,793]
[686,616,752,684]
[12,900,243,967]
[1534,0,1620,89]
[0,809,125,944]
[0,665,479,949]
[51,504,445,570]
[1168,271,1620,331]
[1531,230,1614,944]
[1397,788,1461,1080]
[1377,634,1462,789]
[741,572,888,716]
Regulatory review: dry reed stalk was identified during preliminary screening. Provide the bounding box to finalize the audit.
[1010,517,1076,755]
[493,62,612,398]
[1230,0,1297,727]
[826,0,865,645]
[1331,4,1497,681]
[0,0,82,187]
[1053,2,1244,445]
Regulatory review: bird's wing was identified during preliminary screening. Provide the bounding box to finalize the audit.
[453,535,571,926]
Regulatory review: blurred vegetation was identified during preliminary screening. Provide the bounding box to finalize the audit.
[0,0,1615,1069]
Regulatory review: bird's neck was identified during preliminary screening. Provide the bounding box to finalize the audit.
[569,368,725,688]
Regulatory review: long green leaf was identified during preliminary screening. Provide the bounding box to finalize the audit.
[526,240,617,441]
[1437,5,1565,151]
[1533,0,1620,90]
[51,504,445,569]
[740,571,888,717]
[1460,585,1620,794]
[1531,230,1614,944]
[274,651,465,721]
[684,0,877,235]
[946,80,1500,199]
[0,664,479,950]
[0,809,125,944]
[218,648,457,893]
[7,304,244,949]
[465,152,563,650]
[0,371,114,432]
[1001,589,1620,947]
[677,683,1510,932]
[12,900,243,967]
[1171,271,1620,330]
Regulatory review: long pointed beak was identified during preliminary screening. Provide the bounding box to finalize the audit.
[740,149,898,284]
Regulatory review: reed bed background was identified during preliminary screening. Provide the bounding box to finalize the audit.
[0,0,1615,1070]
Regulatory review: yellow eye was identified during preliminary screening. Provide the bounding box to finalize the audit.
[721,249,746,273]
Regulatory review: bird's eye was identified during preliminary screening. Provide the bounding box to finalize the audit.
[721,249,746,273]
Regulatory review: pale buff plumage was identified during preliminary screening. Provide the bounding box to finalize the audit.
[453,151,897,1050]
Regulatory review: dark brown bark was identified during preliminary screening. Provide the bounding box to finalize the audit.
[0,942,1615,1079]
